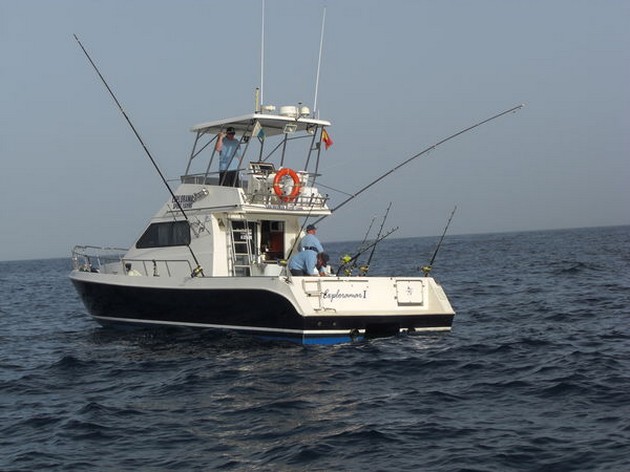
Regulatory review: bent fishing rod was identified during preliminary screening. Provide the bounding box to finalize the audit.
[312,104,524,226]
[73,34,204,277]
[422,205,457,277]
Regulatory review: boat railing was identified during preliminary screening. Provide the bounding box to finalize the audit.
[244,167,329,209]
[119,258,194,277]
[180,173,220,185]
[180,169,329,209]
[72,245,127,273]
[245,189,328,208]
[72,245,194,277]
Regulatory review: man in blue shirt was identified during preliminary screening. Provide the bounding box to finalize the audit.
[215,126,241,186]
[300,224,324,253]
[288,251,330,276]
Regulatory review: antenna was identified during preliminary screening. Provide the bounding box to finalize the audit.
[313,7,326,118]
[260,0,265,106]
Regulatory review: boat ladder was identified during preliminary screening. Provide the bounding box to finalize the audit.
[229,220,253,276]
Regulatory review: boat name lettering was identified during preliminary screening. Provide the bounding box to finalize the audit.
[321,289,367,301]
[172,194,195,209]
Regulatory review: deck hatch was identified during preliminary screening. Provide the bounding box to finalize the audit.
[395,279,425,306]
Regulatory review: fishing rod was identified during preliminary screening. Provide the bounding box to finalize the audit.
[360,202,393,275]
[73,34,204,277]
[337,215,377,275]
[336,226,398,276]
[312,104,524,226]
[360,215,377,249]
[338,202,393,275]
[421,205,457,277]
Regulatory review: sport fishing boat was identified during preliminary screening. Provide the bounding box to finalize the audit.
[69,100,457,344]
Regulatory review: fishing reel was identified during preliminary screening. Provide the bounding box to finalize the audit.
[338,254,353,276]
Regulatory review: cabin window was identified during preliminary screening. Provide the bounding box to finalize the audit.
[136,221,191,248]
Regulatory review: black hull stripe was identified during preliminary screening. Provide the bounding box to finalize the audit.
[72,278,454,333]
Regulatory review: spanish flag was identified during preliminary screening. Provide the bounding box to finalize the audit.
[322,128,333,150]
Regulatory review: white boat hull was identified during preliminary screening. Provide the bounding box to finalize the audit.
[70,271,455,344]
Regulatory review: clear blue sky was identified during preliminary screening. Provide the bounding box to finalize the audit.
[1,0,628,261]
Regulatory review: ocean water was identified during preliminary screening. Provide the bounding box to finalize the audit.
[1,225,629,471]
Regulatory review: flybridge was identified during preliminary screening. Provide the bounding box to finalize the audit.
[182,105,334,212]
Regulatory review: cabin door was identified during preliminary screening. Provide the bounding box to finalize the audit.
[261,220,285,261]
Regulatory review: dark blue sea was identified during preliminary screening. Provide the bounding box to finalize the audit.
[1,226,629,471]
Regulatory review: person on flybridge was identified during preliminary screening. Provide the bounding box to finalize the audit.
[300,224,324,253]
[215,126,241,186]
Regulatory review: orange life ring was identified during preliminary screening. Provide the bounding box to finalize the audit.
[273,168,302,202]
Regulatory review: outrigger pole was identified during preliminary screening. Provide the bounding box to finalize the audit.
[313,104,524,225]
[73,34,204,277]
